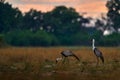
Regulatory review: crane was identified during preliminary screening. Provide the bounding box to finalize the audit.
[56,50,80,63]
[92,39,104,65]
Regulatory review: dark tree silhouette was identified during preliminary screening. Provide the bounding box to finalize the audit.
[106,0,120,30]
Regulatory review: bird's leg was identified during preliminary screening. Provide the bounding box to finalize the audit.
[66,57,69,64]
[96,57,99,66]
[62,57,66,64]
[61,55,64,63]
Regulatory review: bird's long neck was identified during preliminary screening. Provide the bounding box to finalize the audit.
[92,39,95,50]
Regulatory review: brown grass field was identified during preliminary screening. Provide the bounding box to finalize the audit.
[0,46,120,80]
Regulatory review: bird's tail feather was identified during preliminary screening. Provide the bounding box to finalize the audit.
[73,55,80,61]
[100,56,104,63]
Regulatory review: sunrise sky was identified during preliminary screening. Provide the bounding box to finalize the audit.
[6,0,108,18]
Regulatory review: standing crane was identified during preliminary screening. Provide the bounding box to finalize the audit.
[56,50,80,63]
[92,39,104,65]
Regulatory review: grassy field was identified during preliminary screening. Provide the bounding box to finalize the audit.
[0,46,120,80]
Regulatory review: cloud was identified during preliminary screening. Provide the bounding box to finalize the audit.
[74,0,107,12]
[13,4,54,13]
[6,0,107,17]
[75,1,107,17]
[8,0,77,5]
[19,0,77,3]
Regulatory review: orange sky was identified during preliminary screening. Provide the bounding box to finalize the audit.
[6,0,108,18]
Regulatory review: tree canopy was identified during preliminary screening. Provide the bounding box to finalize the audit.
[0,1,120,46]
[106,0,120,31]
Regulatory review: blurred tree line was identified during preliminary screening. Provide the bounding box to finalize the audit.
[0,0,120,46]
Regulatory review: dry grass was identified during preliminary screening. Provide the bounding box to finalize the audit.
[0,46,120,80]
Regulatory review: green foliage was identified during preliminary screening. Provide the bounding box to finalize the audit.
[100,33,120,46]
[0,34,7,47]
[0,2,23,33]
[4,30,59,46]
[43,6,89,35]
[23,9,43,31]
[106,0,120,30]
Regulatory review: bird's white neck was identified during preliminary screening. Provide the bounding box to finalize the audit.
[92,39,95,50]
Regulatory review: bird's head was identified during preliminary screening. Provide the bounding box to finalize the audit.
[55,57,62,63]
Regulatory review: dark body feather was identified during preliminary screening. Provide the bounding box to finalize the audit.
[94,48,104,63]
[61,50,80,61]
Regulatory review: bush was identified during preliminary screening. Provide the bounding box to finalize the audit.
[0,34,6,47]
[4,30,59,46]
